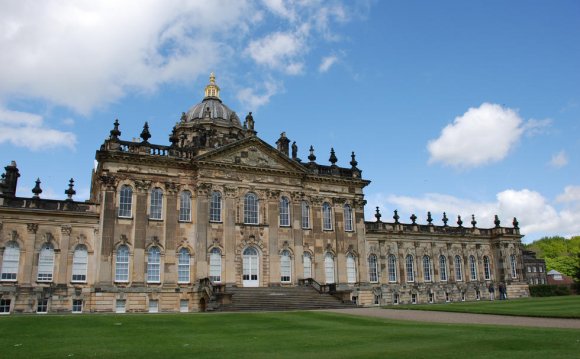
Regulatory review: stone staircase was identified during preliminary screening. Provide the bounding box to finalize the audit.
[216,286,357,312]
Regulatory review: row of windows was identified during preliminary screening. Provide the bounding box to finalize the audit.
[529,278,546,285]
[0,298,193,314]
[119,186,355,231]
[526,265,544,273]
[1,242,88,283]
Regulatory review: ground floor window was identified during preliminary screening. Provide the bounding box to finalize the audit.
[461,292,466,301]
[476,290,481,300]
[280,250,291,283]
[116,299,126,313]
[0,299,11,314]
[445,292,450,302]
[374,294,381,305]
[180,299,189,313]
[149,300,158,313]
[72,299,83,313]
[37,299,48,314]
[428,292,434,303]
[411,293,417,304]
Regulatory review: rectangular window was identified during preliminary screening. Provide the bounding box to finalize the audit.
[72,299,83,313]
[115,299,126,313]
[344,205,354,232]
[527,266,531,273]
[0,299,11,314]
[461,292,466,302]
[322,203,333,230]
[37,299,48,314]
[150,189,163,220]
[476,290,481,301]
[428,293,434,304]
[388,256,397,282]
[411,293,417,304]
[279,197,290,227]
[445,292,450,302]
[179,192,192,222]
[539,266,544,273]
[210,192,222,222]
[118,186,133,218]
[180,299,189,313]
[393,294,399,305]
[301,202,310,229]
[149,300,159,313]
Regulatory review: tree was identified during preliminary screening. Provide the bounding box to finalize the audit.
[526,236,580,278]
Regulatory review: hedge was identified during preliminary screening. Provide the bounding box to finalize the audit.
[529,284,571,297]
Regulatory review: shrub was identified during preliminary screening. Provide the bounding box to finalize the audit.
[529,284,571,297]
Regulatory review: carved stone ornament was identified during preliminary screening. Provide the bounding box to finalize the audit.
[99,175,117,190]
[61,225,72,236]
[134,180,152,193]
[267,190,281,200]
[43,232,54,243]
[27,223,39,234]
[333,197,347,205]
[196,182,212,196]
[224,186,238,198]
[164,181,179,194]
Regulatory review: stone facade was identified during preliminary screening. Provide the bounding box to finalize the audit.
[0,75,529,314]
[522,250,547,285]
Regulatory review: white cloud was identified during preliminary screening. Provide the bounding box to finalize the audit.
[237,80,280,109]
[368,187,580,242]
[262,0,296,21]
[0,107,76,150]
[549,150,568,168]
[319,55,338,72]
[245,31,306,75]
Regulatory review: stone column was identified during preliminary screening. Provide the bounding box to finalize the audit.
[132,180,150,285]
[163,182,178,286]
[195,184,210,279]
[22,223,38,285]
[224,187,237,284]
[97,176,117,285]
[57,225,72,285]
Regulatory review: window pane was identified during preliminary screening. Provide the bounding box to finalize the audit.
[210,191,222,222]
[388,255,397,282]
[439,256,448,281]
[279,197,290,227]
[115,245,129,282]
[72,245,88,282]
[346,254,356,283]
[324,253,335,284]
[179,191,191,222]
[209,248,221,282]
[280,251,291,282]
[118,186,133,217]
[344,205,353,232]
[510,255,517,278]
[303,253,312,278]
[37,244,54,282]
[455,256,463,281]
[423,256,431,282]
[147,247,161,283]
[244,193,258,224]
[322,203,332,230]
[301,201,310,229]
[406,255,414,282]
[178,248,190,283]
[484,256,491,280]
[368,255,378,282]
[1,242,20,281]
[150,188,163,220]
[469,255,477,280]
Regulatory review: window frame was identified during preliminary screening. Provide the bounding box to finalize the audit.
[324,252,335,284]
[209,248,222,283]
[346,253,357,284]
[1,241,20,281]
[118,185,133,218]
[72,299,83,314]
[368,254,378,283]
[177,248,191,284]
[37,243,55,282]
[37,298,49,314]
[244,193,259,225]
[483,256,491,280]
[179,191,192,222]
[454,255,463,282]
[322,202,333,231]
[469,255,477,281]
[147,246,161,283]
[0,299,11,314]
[405,255,415,282]
[344,204,354,232]
[71,244,88,283]
[303,252,312,279]
[149,188,163,220]
[301,201,310,229]
[388,254,397,282]
[209,191,222,222]
[280,250,292,283]
[510,254,517,278]
[279,196,291,227]
[115,245,130,283]
[439,255,448,282]
[423,255,432,282]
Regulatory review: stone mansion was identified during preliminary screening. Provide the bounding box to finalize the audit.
[0,74,529,314]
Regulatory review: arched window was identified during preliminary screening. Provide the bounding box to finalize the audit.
[368,254,378,282]
[279,196,290,227]
[118,185,133,218]
[1,241,20,281]
[303,252,312,278]
[455,255,463,281]
[322,202,332,230]
[346,253,357,283]
[72,245,88,282]
[405,255,415,282]
[244,193,258,224]
[439,255,448,281]
[37,244,55,282]
[210,191,222,222]
[423,255,432,282]
[510,254,517,278]
[280,250,291,283]
[388,254,397,282]
[469,255,477,281]
[147,247,161,283]
[115,245,129,282]
[150,188,163,220]
[178,248,190,283]
[301,201,310,229]
[344,204,354,232]
[179,191,191,222]
[483,256,491,280]
[209,248,222,282]
[324,253,335,284]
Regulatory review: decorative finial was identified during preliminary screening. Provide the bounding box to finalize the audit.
[427,211,433,225]
[512,217,519,229]
[410,213,417,225]
[308,145,316,162]
[457,215,463,227]
[109,119,121,140]
[65,178,76,201]
[350,151,358,169]
[442,212,448,226]
[32,178,42,198]
[393,209,400,224]
[375,207,382,222]
[471,214,477,228]
[140,122,151,143]
[494,215,501,228]
[329,148,337,165]
[204,72,220,98]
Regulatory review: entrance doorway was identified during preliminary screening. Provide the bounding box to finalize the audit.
[243,247,259,287]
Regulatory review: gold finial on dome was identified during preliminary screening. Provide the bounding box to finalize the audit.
[204,72,220,98]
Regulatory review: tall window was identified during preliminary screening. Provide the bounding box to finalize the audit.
[455,255,463,281]
[179,191,191,222]
[209,248,222,282]
[37,244,55,282]
[210,191,222,222]
[279,196,290,227]
[244,193,259,224]
[324,253,335,284]
[368,254,378,283]
[115,245,129,282]
[118,185,133,218]
[346,253,357,283]
[1,241,19,281]
[388,254,397,282]
[483,256,491,280]
[178,248,190,283]
[439,255,448,281]
[344,204,354,231]
[303,253,312,278]
[322,202,332,230]
[510,254,517,278]
[423,255,432,282]
[72,245,88,282]
[469,255,477,281]
[147,247,161,283]
[301,201,310,229]
[150,188,163,220]
[280,250,291,283]
[405,255,414,282]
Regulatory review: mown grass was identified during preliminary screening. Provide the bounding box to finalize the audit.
[0,311,579,358]
[391,295,580,318]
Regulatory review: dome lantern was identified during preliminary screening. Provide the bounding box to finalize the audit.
[204,72,220,99]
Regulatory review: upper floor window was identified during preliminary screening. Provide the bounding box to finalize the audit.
[244,193,259,224]
[115,245,129,282]
[469,255,477,281]
[147,246,161,283]
[37,244,55,282]
[178,248,190,283]
[301,201,310,229]
[388,254,397,282]
[483,256,491,280]
[279,196,290,227]
[344,204,354,232]
[210,191,222,222]
[423,255,432,282]
[1,241,19,281]
[72,245,88,282]
[405,255,415,282]
[439,255,448,281]
[118,185,133,218]
[455,255,463,281]
[510,254,517,278]
[179,191,191,222]
[150,188,163,220]
[322,202,333,230]
[280,250,291,283]
[368,254,378,283]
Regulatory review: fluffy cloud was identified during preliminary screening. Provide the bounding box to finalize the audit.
[318,55,338,72]
[245,31,307,75]
[237,80,280,110]
[549,150,568,168]
[368,186,580,242]
[428,103,534,168]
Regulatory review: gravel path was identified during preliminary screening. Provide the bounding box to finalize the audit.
[321,308,580,329]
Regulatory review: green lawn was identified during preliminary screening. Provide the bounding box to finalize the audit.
[391,295,580,318]
[0,311,578,358]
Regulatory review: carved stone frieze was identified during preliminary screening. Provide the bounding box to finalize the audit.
[332,197,347,205]
[99,174,118,190]
[267,189,281,200]
[61,225,72,236]
[224,186,238,198]
[164,181,179,195]
[27,223,38,234]
[196,182,212,196]
[134,180,152,193]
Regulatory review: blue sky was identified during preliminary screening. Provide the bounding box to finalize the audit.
[1,0,579,242]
